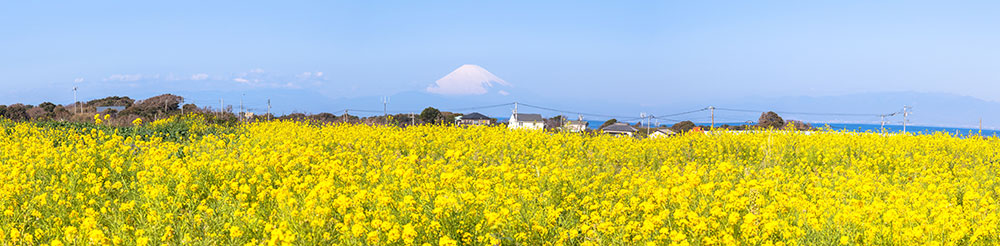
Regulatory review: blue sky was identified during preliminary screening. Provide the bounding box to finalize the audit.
[1,1,999,116]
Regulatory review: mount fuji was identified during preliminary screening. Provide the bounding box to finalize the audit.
[426,64,512,96]
[322,64,526,115]
[324,64,641,118]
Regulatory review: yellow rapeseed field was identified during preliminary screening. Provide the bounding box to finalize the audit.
[1,116,998,245]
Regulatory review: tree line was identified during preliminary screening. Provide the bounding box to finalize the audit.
[0,94,479,127]
[2,94,812,132]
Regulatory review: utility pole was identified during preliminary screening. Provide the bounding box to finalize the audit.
[880,114,886,135]
[902,105,911,134]
[345,109,349,123]
[560,114,566,129]
[513,102,518,121]
[267,99,271,121]
[382,96,389,125]
[240,93,245,122]
[180,98,184,115]
[979,117,983,136]
[641,113,649,135]
[73,87,78,114]
[709,106,716,129]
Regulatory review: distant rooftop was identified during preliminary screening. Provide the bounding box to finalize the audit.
[513,113,543,122]
[656,128,677,135]
[461,112,491,120]
[602,123,637,132]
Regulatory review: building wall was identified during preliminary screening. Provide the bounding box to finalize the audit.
[508,120,544,130]
[566,124,587,132]
[508,113,544,130]
[527,122,543,129]
[460,119,490,126]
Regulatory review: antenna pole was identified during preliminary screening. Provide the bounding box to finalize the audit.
[267,99,271,121]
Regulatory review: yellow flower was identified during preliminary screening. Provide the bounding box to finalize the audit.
[366,231,380,244]
[402,223,417,244]
[386,227,401,243]
[230,226,243,238]
[439,235,458,246]
[88,229,106,245]
[63,226,77,241]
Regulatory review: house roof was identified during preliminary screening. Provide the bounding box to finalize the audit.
[655,128,677,135]
[461,112,491,120]
[512,113,543,122]
[602,123,637,132]
[567,120,589,126]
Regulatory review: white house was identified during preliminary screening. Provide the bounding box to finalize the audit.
[564,120,589,132]
[649,128,677,138]
[508,113,544,130]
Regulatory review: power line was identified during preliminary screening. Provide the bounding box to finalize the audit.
[518,103,636,119]
[714,107,885,117]
[651,107,709,118]
[442,102,515,112]
[649,116,693,122]
[343,109,382,113]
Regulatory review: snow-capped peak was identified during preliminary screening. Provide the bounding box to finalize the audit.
[426,64,511,95]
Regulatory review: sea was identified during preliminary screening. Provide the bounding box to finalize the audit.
[496,117,1000,137]
[700,122,1000,137]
